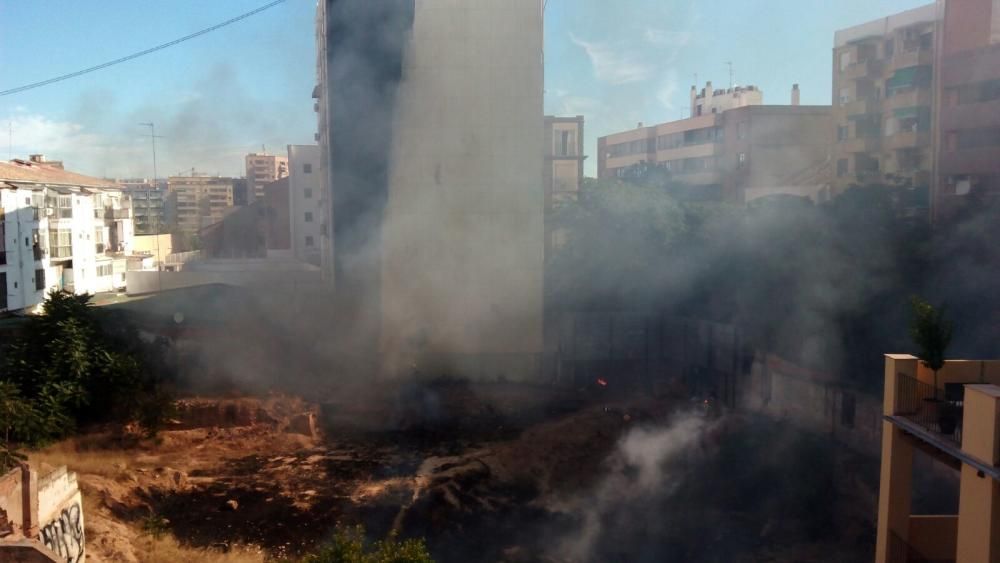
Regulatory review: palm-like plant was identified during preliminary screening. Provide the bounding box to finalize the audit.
[910,296,954,400]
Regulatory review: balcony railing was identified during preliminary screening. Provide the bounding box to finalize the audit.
[894,372,963,448]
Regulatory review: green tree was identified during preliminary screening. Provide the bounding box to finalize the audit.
[910,296,954,398]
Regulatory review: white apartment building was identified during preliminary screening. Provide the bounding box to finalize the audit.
[287,145,325,267]
[0,158,134,313]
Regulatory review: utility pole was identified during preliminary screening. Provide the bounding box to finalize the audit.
[139,122,165,292]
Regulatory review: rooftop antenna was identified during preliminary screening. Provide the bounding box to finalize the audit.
[139,122,165,292]
[725,61,735,89]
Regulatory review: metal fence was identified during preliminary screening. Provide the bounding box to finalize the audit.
[894,372,963,447]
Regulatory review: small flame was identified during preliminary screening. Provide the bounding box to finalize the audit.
[597,378,608,387]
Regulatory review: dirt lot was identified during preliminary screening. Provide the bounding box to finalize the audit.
[30,382,657,562]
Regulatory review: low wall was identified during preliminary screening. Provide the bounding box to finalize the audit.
[37,467,84,562]
[126,269,325,296]
[744,354,882,456]
[0,465,84,562]
[908,515,958,561]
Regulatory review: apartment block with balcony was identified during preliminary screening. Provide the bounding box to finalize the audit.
[166,176,236,242]
[287,144,326,267]
[598,85,831,203]
[245,153,289,203]
[118,178,167,235]
[0,159,135,313]
[935,0,1000,220]
[832,4,938,212]
[876,354,1000,563]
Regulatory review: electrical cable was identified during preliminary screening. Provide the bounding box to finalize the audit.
[0,0,286,97]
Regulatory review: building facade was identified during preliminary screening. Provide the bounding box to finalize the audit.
[117,179,167,235]
[544,116,586,210]
[166,176,236,242]
[598,88,832,203]
[245,153,289,202]
[287,145,325,267]
[0,159,134,313]
[691,81,764,117]
[935,0,1000,220]
[832,4,938,212]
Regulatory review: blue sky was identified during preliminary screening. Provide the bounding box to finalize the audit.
[0,0,930,178]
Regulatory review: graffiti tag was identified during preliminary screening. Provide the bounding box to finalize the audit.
[40,503,84,563]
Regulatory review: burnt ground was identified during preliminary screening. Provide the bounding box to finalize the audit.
[35,382,878,563]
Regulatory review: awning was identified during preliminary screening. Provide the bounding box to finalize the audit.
[887,66,931,90]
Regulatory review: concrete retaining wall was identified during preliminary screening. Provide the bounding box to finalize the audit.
[0,465,84,562]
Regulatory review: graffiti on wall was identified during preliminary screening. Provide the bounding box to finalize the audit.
[40,503,84,563]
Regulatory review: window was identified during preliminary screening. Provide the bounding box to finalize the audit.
[97,264,113,277]
[0,211,5,266]
[838,88,851,105]
[737,121,748,140]
[839,51,851,71]
[35,269,45,291]
[958,128,1000,150]
[737,153,748,168]
[304,188,313,199]
[837,125,848,142]
[305,236,315,247]
[48,229,72,258]
[57,195,73,219]
[305,212,314,223]
[32,229,42,261]
[303,163,313,174]
[95,228,105,253]
[837,158,849,177]
[884,38,894,59]
[0,273,6,311]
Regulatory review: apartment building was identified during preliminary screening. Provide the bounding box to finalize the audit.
[245,152,289,202]
[876,354,1000,563]
[166,176,236,242]
[598,85,832,203]
[935,0,1000,220]
[287,145,325,267]
[0,159,134,313]
[544,116,586,209]
[117,178,167,235]
[832,4,938,210]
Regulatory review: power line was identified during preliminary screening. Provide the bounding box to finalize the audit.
[0,0,286,97]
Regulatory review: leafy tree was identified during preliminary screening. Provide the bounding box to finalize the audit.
[301,526,434,563]
[0,290,175,447]
[910,296,954,398]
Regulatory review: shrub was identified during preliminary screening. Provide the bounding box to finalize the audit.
[301,526,434,563]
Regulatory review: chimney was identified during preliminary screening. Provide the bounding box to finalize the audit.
[690,85,698,117]
[706,81,713,96]
[29,154,45,164]
[637,122,644,129]
[791,84,800,106]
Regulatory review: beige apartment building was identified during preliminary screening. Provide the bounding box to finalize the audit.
[832,4,938,209]
[598,84,832,203]
[691,81,764,117]
[166,176,236,241]
[544,115,586,209]
[245,152,289,202]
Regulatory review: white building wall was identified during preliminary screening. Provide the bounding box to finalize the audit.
[288,145,324,266]
[380,0,545,377]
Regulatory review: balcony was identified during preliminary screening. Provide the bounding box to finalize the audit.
[884,89,931,113]
[843,97,877,117]
[843,58,883,81]
[891,48,933,69]
[839,135,881,153]
[885,130,930,151]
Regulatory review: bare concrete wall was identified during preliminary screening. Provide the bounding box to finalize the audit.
[380,0,545,377]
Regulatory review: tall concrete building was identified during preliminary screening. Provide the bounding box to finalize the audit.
[598,85,832,203]
[117,179,167,235]
[245,152,289,202]
[935,0,1000,220]
[287,145,326,267]
[832,4,938,213]
[317,0,544,379]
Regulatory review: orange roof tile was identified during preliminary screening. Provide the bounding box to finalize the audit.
[0,160,117,189]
